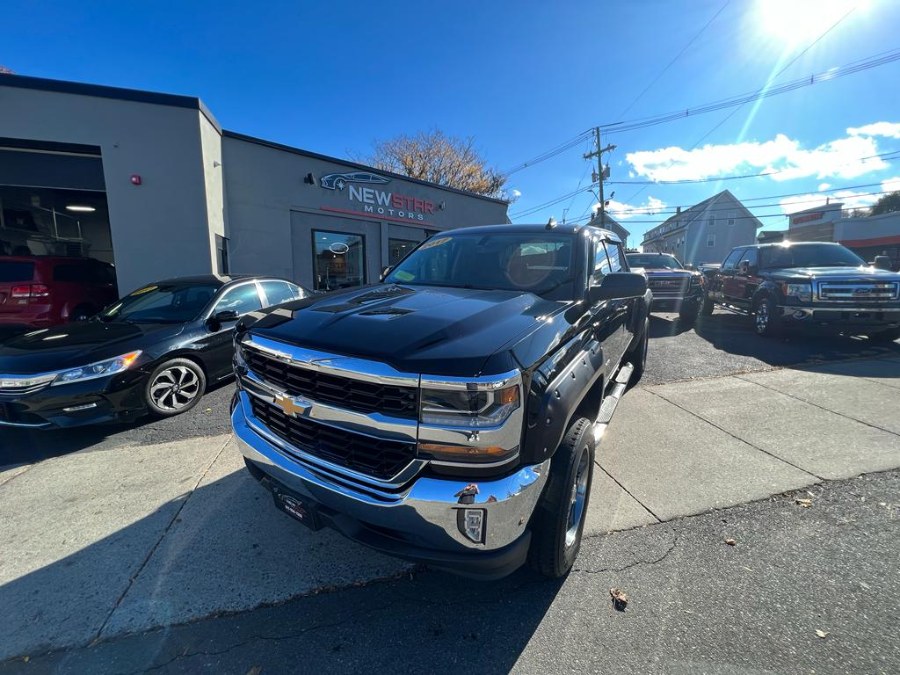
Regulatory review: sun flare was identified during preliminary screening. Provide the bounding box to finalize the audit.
[757,0,870,46]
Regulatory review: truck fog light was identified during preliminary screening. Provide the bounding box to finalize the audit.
[458,508,486,544]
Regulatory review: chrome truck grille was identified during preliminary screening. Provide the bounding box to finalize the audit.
[817,281,899,303]
[647,275,689,296]
[239,336,419,480]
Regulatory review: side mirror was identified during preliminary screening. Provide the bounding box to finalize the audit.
[738,260,757,276]
[380,266,393,282]
[208,309,239,329]
[873,255,893,271]
[587,272,648,304]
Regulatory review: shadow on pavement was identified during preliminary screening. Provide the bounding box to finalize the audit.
[0,465,560,670]
[0,380,235,470]
[691,311,900,371]
[648,314,693,338]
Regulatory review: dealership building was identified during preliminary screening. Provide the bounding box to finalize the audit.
[0,74,509,294]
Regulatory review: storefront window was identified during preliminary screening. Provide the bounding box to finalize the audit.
[388,238,418,266]
[313,230,365,291]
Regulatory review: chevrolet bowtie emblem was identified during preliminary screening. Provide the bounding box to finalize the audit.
[274,393,312,417]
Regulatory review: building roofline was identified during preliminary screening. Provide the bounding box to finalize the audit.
[222,130,510,206]
[0,73,222,133]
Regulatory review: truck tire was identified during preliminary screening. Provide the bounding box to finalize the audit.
[626,317,649,384]
[528,417,595,579]
[867,327,900,343]
[753,296,781,337]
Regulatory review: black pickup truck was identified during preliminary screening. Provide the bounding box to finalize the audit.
[625,252,704,324]
[702,241,900,340]
[231,223,651,579]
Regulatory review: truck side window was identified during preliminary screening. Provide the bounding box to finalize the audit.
[592,239,611,285]
[604,242,624,273]
[740,248,758,268]
[721,249,744,271]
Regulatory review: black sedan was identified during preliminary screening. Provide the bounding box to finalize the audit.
[0,275,308,429]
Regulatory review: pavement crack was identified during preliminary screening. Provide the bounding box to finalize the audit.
[91,435,232,644]
[575,527,679,575]
[115,602,395,675]
[734,374,900,438]
[645,387,825,481]
[593,462,663,523]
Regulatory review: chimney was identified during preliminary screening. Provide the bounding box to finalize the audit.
[676,206,681,214]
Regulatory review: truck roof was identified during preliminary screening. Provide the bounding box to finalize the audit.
[442,223,623,244]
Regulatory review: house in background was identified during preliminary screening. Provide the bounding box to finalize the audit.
[640,189,761,265]
[588,211,630,248]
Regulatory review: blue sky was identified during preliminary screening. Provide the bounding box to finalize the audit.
[4,0,900,246]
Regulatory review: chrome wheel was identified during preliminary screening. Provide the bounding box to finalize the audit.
[149,365,201,411]
[565,449,590,549]
[755,301,769,335]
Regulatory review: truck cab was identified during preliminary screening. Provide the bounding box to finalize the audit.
[231,223,651,579]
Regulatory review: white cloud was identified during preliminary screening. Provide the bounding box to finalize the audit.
[626,124,897,183]
[883,176,900,193]
[602,196,666,220]
[818,183,831,191]
[848,122,900,139]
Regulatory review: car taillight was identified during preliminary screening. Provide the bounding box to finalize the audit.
[10,284,50,300]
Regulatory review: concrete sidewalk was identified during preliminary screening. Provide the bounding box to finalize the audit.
[2,358,899,661]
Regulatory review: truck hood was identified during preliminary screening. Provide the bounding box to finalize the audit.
[247,284,568,377]
[764,266,900,281]
[0,321,184,374]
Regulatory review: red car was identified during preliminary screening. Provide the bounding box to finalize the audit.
[0,256,118,330]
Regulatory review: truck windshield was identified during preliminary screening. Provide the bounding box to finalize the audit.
[626,254,683,270]
[384,232,577,299]
[760,244,865,269]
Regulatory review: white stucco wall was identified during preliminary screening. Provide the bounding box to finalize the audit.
[0,83,217,293]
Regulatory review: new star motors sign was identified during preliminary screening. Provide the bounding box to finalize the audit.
[319,171,437,223]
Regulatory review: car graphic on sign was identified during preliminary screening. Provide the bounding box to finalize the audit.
[320,171,391,191]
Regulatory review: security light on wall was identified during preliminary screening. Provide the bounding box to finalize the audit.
[304,173,316,185]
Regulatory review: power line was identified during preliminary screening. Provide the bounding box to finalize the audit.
[598,46,900,135]
[508,185,595,218]
[617,1,730,119]
[501,129,593,177]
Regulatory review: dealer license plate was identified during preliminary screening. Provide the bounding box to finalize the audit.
[271,485,322,531]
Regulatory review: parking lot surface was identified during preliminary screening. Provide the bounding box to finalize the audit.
[1,310,899,666]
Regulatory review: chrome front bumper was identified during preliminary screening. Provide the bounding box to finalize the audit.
[232,392,550,553]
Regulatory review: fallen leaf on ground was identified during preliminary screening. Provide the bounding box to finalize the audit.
[204,407,212,413]
[609,588,628,611]
[795,498,813,508]
[815,630,829,639]
[246,667,262,675]
[725,538,737,546]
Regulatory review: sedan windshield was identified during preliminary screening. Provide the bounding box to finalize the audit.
[626,254,683,270]
[760,244,865,269]
[100,282,220,323]
[384,232,577,299]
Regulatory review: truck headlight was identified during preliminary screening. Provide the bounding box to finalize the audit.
[418,373,522,465]
[782,283,812,303]
[420,384,519,428]
[51,351,142,386]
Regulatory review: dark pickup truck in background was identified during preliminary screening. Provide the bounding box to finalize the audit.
[231,223,651,579]
[625,252,704,324]
[702,241,900,340]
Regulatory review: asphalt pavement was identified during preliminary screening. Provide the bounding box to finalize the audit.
[1,309,899,673]
[4,470,896,675]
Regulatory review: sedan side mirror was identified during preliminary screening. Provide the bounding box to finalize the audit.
[587,272,648,304]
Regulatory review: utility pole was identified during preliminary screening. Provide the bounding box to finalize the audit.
[583,127,616,225]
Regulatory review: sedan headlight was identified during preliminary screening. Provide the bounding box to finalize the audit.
[51,351,142,386]
[782,283,812,303]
